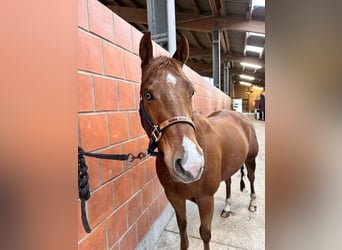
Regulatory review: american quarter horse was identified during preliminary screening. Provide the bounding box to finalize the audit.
[138,32,259,250]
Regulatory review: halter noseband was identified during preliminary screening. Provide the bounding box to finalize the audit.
[139,100,195,156]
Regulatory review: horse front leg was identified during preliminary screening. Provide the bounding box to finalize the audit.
[198,196,214,250]
[165,191,189,250]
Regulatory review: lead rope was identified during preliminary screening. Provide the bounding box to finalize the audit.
[78,146,160,233]
[78,147,91,233]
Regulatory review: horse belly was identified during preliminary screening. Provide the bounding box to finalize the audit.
[219,131,249,181]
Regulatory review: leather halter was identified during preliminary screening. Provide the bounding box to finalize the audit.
[139,99,195,156]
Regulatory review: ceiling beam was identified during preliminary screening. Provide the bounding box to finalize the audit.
[191,0,201,14]
[189,48,264,65]
[178,16,265,33]
[187,60,264,79]
[208,0,220,17]
[107,6,265,34]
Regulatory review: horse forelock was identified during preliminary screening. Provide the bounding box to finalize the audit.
[141,56,182,83]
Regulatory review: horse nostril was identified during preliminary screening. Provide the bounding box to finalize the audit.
[175,158,193,179]
[175,158,185,175]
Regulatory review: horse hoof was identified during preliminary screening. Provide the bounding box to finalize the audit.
[248,205,257,212]
[221,210,232,218]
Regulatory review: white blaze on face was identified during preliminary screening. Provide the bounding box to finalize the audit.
[181,136,204,178]
[166,72,177,85]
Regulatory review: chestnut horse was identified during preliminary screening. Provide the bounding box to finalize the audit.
[139,32,259,250]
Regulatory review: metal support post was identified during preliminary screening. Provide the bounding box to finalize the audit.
[146,0,176,55]
[223,60,228,94]
[212,30,221,89]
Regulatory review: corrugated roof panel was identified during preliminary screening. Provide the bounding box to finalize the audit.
[252,6,265,21]
[225,0,249,16]
[228,30,245,54]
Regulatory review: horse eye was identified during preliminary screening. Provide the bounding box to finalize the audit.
[144,91,153,101]
[191,90,195,96]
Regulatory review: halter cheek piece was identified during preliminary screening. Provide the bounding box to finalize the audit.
[139,99,195,156]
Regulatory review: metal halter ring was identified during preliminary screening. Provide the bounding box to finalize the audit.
[151,125,162,142]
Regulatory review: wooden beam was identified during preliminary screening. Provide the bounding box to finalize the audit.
[223,30,231,53]
[217,16,265,33]
[220,31,228,54]
[219,0,226,16]
[208,0,220,17]
[189,48,264,66]
[191,0,201,14]
[186,60,265,80]
[189,47,210,56]
[187,60,212,71]
[107,6,265,33]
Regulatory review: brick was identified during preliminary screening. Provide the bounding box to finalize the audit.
[137,209,150,242]
[135,85,142,110]
[117,81,136,110]
[149,198,160,223]
[126,192,143,226]
[103,42,125,79]
[122,139,139,168]
[78,73,93,112]
[93,76,118,111]
[78,222,106,250]
[158,192,169,212]
[123,52,141,83]
[88,0,114,42]
[108,112,129,144]
[87,183,114,228]
[120,225,137,250]
[79,114,108,150]
[138,136,149,154]
[113,14,132,51]
[142,181,153,210]
[113,171,132,207]
[99,145,123,183]
[84,156,101,190]
[106,205,127,248]
[78,0,88,29]
[145,158,156,182]
[128,111,144,139]
[78,30,102,74]
[153,176,163,197]
[131,27,143,55]
[131,163,146,193]
[110,244,119,250]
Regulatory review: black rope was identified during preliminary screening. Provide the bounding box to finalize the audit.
[78,146,157,233]
[78,147,91,233]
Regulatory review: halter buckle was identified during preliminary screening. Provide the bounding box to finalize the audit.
[151,125,162,142]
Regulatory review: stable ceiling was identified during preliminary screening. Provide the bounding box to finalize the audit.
[100,0,265,89]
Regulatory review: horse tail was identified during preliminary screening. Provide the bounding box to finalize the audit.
[240,166,245,192]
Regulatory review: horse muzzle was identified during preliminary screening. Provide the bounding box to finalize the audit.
[172,136,204,183]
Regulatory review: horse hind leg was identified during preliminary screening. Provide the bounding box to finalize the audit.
[221,178,233,218]
[245,157,257,212]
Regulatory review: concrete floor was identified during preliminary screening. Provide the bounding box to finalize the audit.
[153,115,265,250]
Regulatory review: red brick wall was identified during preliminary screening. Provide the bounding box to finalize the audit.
[78,0,231,249]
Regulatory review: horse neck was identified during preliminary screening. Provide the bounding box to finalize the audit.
[193,113,214,137]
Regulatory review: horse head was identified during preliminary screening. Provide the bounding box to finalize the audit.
[139,32,204,184]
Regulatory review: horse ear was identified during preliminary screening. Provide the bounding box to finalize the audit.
[172,34,189,66]
[139,32,153,68]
